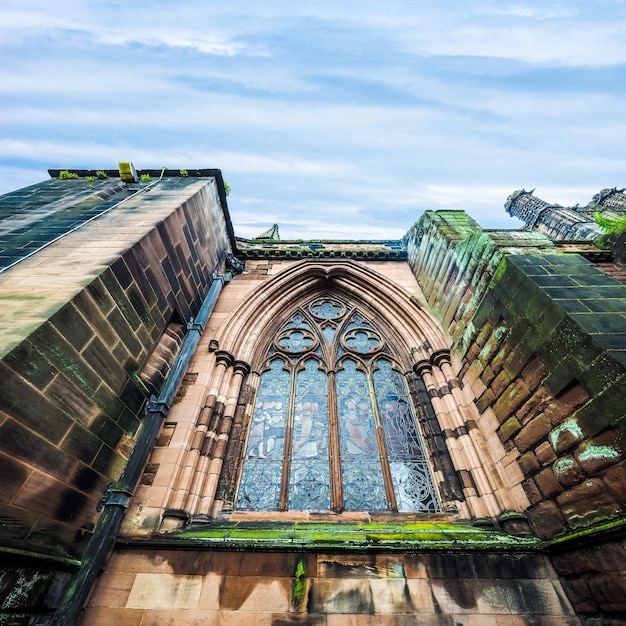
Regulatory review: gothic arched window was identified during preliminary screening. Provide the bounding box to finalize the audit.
[236,297,440,513]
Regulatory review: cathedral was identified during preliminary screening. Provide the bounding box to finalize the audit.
[0,167,624,624]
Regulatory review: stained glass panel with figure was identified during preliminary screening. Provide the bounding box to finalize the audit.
[288,359,330,510]
[336,359,387,510]
[373,360,440,512]
[237,359,290,510]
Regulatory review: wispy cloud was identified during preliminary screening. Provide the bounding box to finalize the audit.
[0,0,624,238]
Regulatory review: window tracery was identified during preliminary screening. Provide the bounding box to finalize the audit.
[236,297,440,513]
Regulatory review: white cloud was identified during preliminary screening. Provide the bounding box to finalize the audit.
[0,1,624,239]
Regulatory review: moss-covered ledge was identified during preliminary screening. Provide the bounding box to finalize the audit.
[545,516,626,552]
[117,521,543,552]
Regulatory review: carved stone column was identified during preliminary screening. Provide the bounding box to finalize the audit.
[160,350,233,528]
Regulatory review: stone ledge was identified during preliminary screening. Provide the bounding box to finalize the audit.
[119,521,543,552]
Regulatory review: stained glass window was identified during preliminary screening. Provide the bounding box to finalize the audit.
[373,360,439,512]
[289,359,330,510]
[336,359,387,510]
[236,298,440,513]
[238,359,290,510]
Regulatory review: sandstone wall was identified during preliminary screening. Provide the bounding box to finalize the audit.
[0,177,233,623]
[405,211,626,620]
[83,547,578,625]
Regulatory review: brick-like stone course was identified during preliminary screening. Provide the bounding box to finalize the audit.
[0,178,233,562]
[406,212,626,622]
[551,538,626,620]
[82,548,578,624]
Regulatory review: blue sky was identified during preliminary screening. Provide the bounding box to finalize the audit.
[1,1,625,239]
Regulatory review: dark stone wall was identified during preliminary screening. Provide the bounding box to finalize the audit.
[470,254,626,538]
[0,179,233,565]
[551,537,626,620]
[405,210,626,622]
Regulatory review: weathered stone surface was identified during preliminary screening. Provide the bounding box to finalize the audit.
[552,456,586,489]
[556,479,621,530]
[514,414,552,453]
[535,441,557,466]
[528,501,568,539]
[575,443,621,475]
[602,460,626,505]
[499,416,522,442]
[549,419,585,454]
[518,451,540,476]
[535,468,563,498]
[516,386,553,425]
[493,379,532,424]
[544,385,591,426]
[522,479,543,506]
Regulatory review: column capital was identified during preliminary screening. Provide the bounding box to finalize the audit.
[233,360,251,376]
[215,350,235,367]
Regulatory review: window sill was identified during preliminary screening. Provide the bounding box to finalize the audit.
[121,515,542,553]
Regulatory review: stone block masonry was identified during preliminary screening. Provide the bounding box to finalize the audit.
[82,548,577,625]
[405,211,626,621]
[0,176,234,622]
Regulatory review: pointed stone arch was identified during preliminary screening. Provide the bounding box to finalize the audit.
[217,260,450,370]
[151,259,520,527]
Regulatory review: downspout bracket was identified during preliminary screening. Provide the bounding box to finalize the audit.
[97,482,134,511]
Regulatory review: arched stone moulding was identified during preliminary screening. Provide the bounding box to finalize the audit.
[218,260,449,367]
[150,260,520,529]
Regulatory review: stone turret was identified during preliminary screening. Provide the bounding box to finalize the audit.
[505,189,601,240]
[591,187,626,215]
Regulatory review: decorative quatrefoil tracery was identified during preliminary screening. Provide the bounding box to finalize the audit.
[341,328,384,354]
[276,328,318,354]
[309,298,346,321]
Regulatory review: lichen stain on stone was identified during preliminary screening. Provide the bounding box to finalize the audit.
[480,582,522,614]
[553,458,576,475]
[2,569,48,608]
[549,419,584,451]
[577,444,620,463]
[493,325,508,343]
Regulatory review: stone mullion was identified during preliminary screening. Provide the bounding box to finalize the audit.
[278,364,297,512]
[327,370,344,512]
[194,360,250,518]
[418,363,488,518]
[165,352,231,513]
[367,373,398,512]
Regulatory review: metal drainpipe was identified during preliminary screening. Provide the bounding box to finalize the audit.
[52,263,237,625]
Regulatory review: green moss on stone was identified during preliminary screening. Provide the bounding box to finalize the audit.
[170,520,540,551]
[293,556,307,607]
